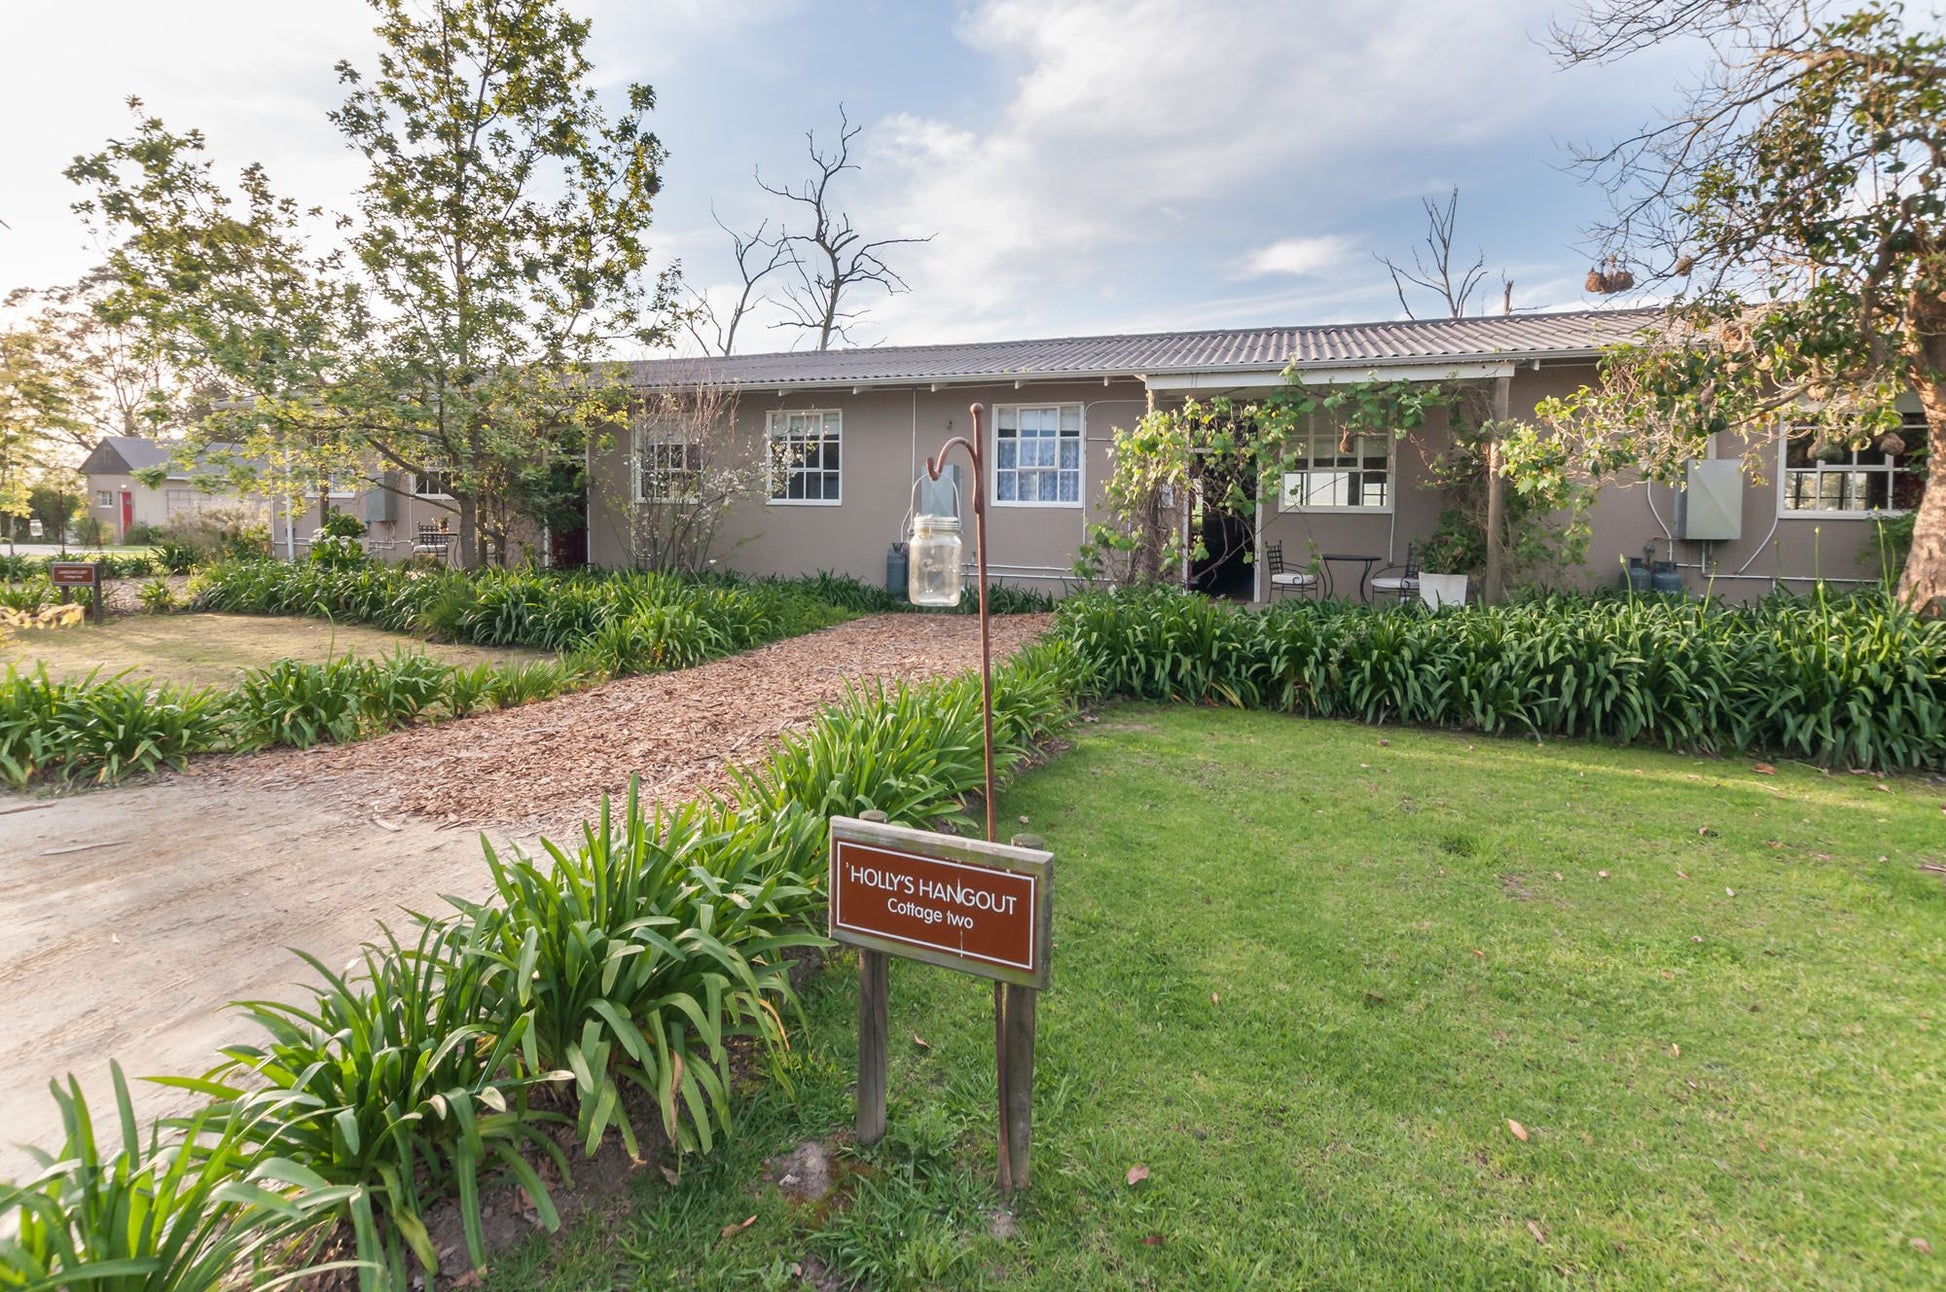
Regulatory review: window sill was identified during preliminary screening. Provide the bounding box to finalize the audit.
[991,499,1082,510]
[1778,508,1908,521]
[1278,506,1394,516]
[766,497,843,508]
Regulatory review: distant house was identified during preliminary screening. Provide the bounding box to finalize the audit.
[78,436,267,542]
[590,308,1920,601]
[78,436,473,562]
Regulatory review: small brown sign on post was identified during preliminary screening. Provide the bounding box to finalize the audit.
[830,820,1051,989]
[829,815,1052,1191]
[46,561,106,622]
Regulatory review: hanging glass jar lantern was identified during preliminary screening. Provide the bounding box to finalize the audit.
[907,512,964,605]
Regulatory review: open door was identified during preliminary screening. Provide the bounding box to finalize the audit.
[1186,453,1257,600]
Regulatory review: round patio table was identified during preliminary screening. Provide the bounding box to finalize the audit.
[1319,553,1379,602]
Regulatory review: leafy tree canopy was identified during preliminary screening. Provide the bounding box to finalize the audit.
[66,0,675,565]
[1542,0,1946,609]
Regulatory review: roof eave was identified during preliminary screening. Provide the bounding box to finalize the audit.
[631,345,1611,394]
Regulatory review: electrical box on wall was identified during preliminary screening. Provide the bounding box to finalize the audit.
[1675,459,1743,541]
[365,473,400,524]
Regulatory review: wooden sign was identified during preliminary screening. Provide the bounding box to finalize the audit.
[47,561,103,588]
[46,561,106,622]
[829,816,1052,990]
[830,814,1052,1191]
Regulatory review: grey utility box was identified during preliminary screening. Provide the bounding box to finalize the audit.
[365,472,401,524]
[1676,459,1743,541]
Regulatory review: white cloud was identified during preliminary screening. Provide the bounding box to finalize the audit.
[852,0,1574,342]
[1244,236,1358,278]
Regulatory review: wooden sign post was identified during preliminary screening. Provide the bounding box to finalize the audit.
[829,814,1052,1192]
[46,561,107,623]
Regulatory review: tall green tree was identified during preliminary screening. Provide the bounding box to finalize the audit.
[67,0,673,566]
[329,0,672,564]
[68,109,377,525]
[0,320,90,544]
[1544,0,1946,609]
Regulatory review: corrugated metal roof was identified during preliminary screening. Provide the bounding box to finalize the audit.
[629,307,1660,389]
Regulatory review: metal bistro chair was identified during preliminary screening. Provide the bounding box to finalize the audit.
[1370,543,1421,605]
[1264,542,1320,599]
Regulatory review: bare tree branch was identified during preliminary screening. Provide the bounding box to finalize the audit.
[1376,187,1494,318]
[754,105,933,350]
[683,209,791,356]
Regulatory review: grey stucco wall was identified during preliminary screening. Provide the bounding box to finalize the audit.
[588,362,1903,602]
[590,379,1146,592]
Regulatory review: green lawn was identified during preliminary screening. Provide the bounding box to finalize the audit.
[1,613,548,689]
[484,705,1945,1290]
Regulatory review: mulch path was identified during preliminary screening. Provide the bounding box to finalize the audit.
[214,613,1052,836]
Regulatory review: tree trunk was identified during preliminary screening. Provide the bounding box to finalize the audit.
[458,493,480,570]
[1897,376,1945,613]
[1483,376,1510,604]
[1897,289,1946,614]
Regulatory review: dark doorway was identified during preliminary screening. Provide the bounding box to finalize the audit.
[550,499,588,569]
[1187,453,1257,600]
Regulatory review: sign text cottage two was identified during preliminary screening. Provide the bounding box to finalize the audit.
[828,814,1052,1192]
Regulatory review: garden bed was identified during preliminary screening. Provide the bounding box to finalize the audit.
[216,612,1053,834]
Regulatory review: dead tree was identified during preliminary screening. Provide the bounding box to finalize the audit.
[684,210,791,356]
[1377,188,1519,602]
[1376,187,1494,320]
[757,106,932,351]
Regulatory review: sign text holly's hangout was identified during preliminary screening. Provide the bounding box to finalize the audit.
[828,816,1052,989]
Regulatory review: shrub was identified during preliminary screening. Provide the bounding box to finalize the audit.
[0,1062,348,1292]
[452,786,822,1160]
[1052,586,1946,770]
[140,576,177,614]
[0,667,230,786]
[0,579,51,614]
[124,521,167,546]
[175,920,563,1289]
[230,658,371,750]
[156,541,200,575]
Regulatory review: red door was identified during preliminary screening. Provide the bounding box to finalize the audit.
[119,492,133,543]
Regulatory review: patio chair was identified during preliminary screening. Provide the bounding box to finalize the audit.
[1370,543,1421,605]
[1264,542,1319,599]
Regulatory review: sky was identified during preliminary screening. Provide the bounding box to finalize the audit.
[0,0,1721,355]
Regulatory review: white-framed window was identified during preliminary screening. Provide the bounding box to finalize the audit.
[993,404,1083,506]
[413,470,455,499]
[94,490,114,508]
[767,409,842,504]
[1278,428,1392,512]
[1780,416,1915,517]
[633,426,701,503]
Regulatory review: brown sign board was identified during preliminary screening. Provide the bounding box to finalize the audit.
[829,816,1052,990]
[47,562,104,588]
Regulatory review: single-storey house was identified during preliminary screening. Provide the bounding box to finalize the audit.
[79,436,270,542]
[80,435,494,562]
[266,470,485,564]
[594,307,1918,601]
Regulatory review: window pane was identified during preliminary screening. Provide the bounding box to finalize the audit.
[1061,405,1080,433]
[1060,439,1079,470]
[997,472,1017,501]
[997,441,1016,470]
[1059,473,1079,502]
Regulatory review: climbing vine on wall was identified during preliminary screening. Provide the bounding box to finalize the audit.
[1074,371,1568,588]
